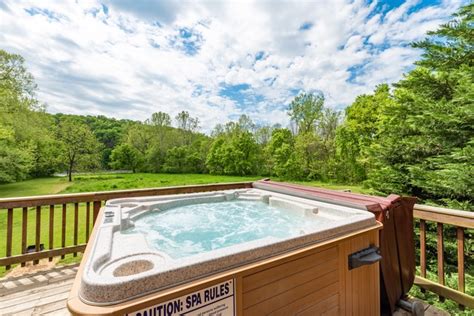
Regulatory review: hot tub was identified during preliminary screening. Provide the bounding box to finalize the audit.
[68,185,382,315]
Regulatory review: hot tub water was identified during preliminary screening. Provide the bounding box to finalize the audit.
[124,200,328,259]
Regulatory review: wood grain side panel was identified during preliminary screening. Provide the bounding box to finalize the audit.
[243,269,338,315]
[274,285,339,316]
[297,294,339,316]
[243,257,338,308]
[236,276,243,316]
[343,228,380,316]
[338,241,348,316]
[243,246,337,293]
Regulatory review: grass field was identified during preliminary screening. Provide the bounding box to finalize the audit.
[0,173,369,198]
[0,173,260,198]
[0,177,73,198]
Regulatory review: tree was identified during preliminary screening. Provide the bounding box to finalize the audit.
[206,130,260,176]
[237,114,255,132]
[266,128,301,179]
[162,145,205,173]
[149,111,171,127]
[175,111,199,132]
[0,50,60,182]
[365,3,474,208]
[255,125,272,145]
[0,126,34,182]
[288,92,325,134]
[57,118,100,181]
[0,50,37,111]
[109,144,141,172]
[175,111,200,146]
[335,84,392,183]
[125,123,152,156]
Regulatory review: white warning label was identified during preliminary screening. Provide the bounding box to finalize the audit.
[126,279,235,316]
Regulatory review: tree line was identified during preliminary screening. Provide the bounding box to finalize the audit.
[0,4,472,210]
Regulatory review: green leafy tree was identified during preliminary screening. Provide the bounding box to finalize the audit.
[149,111,171,127]
[335,84,392,183]
[57,118,101,181]
[206,117,261,176]
[0,126,34,182]
[0,50,60,181]
[288,92,324,134]
[109,144,141,172]
[365,4,474,208]
[0,50,37,111]
[266,128,298,178]
[163,145,205,173]
[175,111,199,132]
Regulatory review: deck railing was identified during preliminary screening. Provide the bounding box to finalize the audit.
[0,184,472,309]
[413,204,474,309]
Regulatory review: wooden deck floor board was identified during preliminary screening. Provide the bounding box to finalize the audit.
[1,280,73,309]
[32,297,69,315]
[1,289,70,314]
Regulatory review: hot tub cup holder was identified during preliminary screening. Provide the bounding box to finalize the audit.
[98,253,167,277]
[113,259,154,277]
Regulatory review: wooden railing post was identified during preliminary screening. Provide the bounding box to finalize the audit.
[420,219,426,278]
[93,201,101,225]
[34,206,41,265]
[457,227,465,310]
[21,207,27,267]
[73,203,79,257]
[61,204,66,259]
[86,202,91,241]
[6,208,13,270]
[49,205,54,261]
[437,223,445,302]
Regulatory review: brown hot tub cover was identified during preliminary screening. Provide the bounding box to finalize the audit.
[253,180,417,314]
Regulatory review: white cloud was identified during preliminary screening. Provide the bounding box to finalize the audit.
[0,0,465,133]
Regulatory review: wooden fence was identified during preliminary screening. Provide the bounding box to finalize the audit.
[0,183,472,309]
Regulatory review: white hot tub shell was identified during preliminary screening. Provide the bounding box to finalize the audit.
[79,188,377,305]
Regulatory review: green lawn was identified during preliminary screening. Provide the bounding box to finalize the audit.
[0,177,72,198]
[61,173,262,194]
[0,173,263,198]
[0,173,367,198]
[291,180,373,195]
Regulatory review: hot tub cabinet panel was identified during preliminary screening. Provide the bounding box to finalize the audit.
[240,230,380,316]
[68,224,381,315]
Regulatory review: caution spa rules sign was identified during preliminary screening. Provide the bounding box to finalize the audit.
[126,279,235,316]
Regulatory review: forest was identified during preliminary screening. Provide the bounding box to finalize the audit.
[0,4,472,211]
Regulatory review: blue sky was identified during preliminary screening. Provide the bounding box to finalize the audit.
[0,0,465,132]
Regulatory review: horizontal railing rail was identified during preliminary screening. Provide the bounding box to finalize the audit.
[0,182,253,270]
[413,204,474,309]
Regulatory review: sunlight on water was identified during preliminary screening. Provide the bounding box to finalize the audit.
[124,200,322,259]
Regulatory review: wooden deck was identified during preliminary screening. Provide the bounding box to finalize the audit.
[0,264,450,316]
[0,264,78,315]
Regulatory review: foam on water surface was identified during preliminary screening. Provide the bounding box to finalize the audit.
[124,200,326,259]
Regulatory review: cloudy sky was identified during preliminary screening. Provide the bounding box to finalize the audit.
[0,0,465,132]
